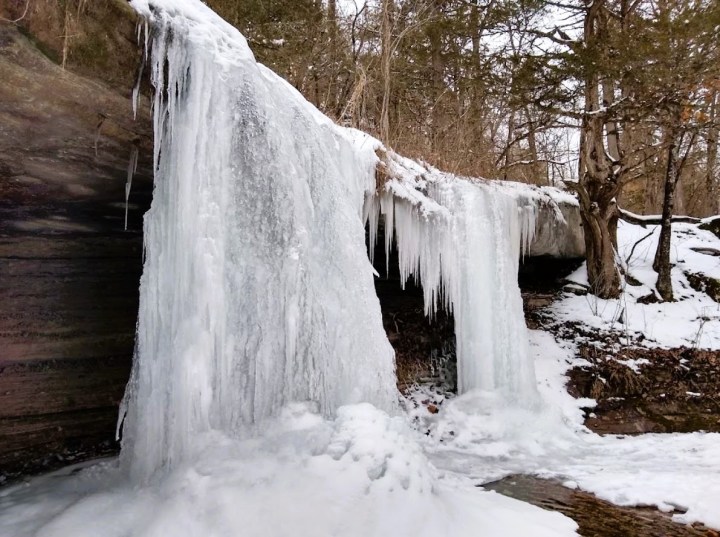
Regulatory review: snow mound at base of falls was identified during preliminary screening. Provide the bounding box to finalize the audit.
[0,404,578,537]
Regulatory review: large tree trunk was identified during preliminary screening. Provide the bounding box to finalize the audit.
[653,135,679,302]
[575,0,622,299]
[580,201,621,298]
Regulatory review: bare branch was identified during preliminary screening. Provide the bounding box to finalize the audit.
[1,0,30,23]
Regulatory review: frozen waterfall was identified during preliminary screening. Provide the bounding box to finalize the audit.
[122,0,538,482]
[121,0,397,481]
[366,162,539,403]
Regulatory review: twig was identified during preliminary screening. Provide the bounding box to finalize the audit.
[625,230,655,265]
[1,0,30,23]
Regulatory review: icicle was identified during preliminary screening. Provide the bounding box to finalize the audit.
[363,194,380,265]
[379,190,394,277]
[518,204,537,258]
[124,145,139,230]
[383,178,539,406]
[132,20,148,120]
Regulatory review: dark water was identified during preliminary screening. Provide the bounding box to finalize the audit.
[484,475,713,537]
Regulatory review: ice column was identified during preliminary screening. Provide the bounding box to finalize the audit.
[374,178,539,405]
[122,0,397,482]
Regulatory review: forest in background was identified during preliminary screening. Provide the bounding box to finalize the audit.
[201,0,720,221]
[2,0,719,299]
[203,0,720,299]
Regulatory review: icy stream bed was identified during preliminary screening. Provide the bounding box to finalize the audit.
[412,330,720,530]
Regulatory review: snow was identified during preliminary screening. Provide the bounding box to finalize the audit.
[548,221,720,349]
[419,331,720,530]
[616,356,650,373]
[0,404,578,537]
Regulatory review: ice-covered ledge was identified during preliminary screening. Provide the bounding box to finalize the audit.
[369,149,585,260]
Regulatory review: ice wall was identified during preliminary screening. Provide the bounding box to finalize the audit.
[122,0,397,481]
[123,0,541,483]
[367,155,540,404]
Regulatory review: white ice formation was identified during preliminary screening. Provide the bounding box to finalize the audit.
[121,0,397,481]
[121,0,551,481]
[365,155,540,402]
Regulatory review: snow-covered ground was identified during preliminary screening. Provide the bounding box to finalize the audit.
[400,222,720,531]
[0,402,578,537]
[549,220,720,349]
[409,329,720,530]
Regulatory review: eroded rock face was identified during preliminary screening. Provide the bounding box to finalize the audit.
[527,202,585,259]
[0,24,152,479]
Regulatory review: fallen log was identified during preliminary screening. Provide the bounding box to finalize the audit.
[618,208,701,226]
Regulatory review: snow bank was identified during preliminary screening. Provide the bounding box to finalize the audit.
[0,404,578,537]
[550,221,720,349]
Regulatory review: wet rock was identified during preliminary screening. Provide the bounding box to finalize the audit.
[685,272,720,303]
[485,475,711,537]
[0,23,152,479]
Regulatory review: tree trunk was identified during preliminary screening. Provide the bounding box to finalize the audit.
[641,125,660,214]
[503,108,516,181]
[576,0,621,299]
[379,0,393,144]
[707,90,719,215]
[653,135,679,302]
[428,0,444,149]
[580,203,621,298]
[524,107,544,185]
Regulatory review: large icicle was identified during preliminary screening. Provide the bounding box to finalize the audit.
[446,181,538,400]
[122,0,397,482]
[370,156,540,405]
